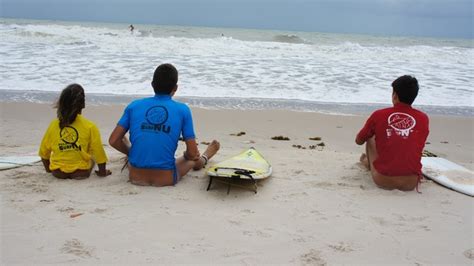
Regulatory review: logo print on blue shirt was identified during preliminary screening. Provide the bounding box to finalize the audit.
[142,106,171,133]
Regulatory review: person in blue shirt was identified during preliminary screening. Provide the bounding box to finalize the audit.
[109,63,220,186]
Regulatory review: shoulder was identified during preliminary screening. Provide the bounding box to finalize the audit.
[126,97,154,109]
[77,115,99,129]
[377,106,395,114]
[369,107,392,119]
[412,107,428,117]
[411,108,429,122]
[49,118,59,126]
[171,99,191,112]
[46,118,59,131]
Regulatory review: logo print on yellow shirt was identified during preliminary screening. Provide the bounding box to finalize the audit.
[59,126,81,151]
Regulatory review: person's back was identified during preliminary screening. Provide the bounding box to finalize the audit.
[356,75,429,191]
[109,63,220,186]
[39,84,111,179]
[358,104,429,176]
[118,95,194,170]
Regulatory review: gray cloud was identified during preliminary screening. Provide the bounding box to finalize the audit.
[1,0,472,38]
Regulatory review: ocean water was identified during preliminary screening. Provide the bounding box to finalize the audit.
[0,18,473,114]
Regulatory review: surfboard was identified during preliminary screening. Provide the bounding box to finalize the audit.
[206,148,272,193]
[421,157,473,197]
[0,156,41,170]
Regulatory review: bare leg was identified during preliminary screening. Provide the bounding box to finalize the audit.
[71,161,95,180]
[176,140,220,179]
[359,153,369,170]
[52,161,94,180]
[192,140,220,170]
[52,169,91,179]
[365,137,377,174]
[52,170,69,179]
[127,141,221,187]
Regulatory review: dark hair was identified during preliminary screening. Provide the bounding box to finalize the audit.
[151,63,178,94]
[55,84,85,129]
[392,75,419,105]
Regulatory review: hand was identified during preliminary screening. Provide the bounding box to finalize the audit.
[95,169,112,177]
[192,152,201,161]
[184,151,200,161]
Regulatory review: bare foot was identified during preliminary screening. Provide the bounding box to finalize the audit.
[359,153,369,170]
[193,140,220,170]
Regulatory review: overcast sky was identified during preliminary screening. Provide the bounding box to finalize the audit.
[1,0,472,38]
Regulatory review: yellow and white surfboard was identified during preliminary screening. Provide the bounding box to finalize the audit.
[207,147,272,180]
[206,148,271,193]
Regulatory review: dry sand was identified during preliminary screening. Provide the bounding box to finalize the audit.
[1,101,473,265]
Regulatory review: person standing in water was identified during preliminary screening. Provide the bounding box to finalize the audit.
[129,24,134,33]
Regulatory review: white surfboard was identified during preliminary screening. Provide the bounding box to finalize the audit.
[0,156,41,170]
[421,157,473,197]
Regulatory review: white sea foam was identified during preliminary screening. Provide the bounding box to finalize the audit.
[0,19,473,107]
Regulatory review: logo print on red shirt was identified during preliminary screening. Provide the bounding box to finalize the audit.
[387,112,416,137]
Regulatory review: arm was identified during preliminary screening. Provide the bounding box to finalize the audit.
[181,105,199,160]
[109,125,130,156]
[39,121,53,173]
[90,124,112,177]
[355,135,366,145]
[95,163,111,177]
[41,159,51,173]
[184,138,200,161]
[355,114,375,145]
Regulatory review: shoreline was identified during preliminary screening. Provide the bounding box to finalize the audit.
[0,101,472,167]
[1,89,473,117]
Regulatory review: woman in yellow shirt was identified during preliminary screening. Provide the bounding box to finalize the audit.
[39,84,111,179]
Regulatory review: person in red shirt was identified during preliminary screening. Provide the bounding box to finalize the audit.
[355,75,429,191]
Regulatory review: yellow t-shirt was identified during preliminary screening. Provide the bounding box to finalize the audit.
[38,115,108,173]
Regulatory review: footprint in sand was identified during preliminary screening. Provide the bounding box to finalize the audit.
[7,170,31,179]
[223,251,249,258]
[60,239,94,258]
[341,175,362,181]
[272,191,308,202]
[328,242,355,253]
[16,178,48,193]
[118,186,140,195]
[228,219,242,226]
[300,249,327,265]
[293,233,316,243]
[464,249,474,260]
[240,209,255,214]
[92,208,108,214]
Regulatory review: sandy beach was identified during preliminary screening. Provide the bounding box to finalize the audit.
[1,101,473,265]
